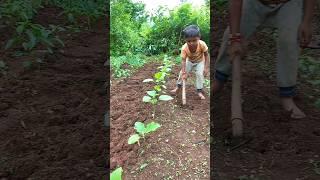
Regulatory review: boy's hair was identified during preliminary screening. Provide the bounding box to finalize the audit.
[183,25,201,39]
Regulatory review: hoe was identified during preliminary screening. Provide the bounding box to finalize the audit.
[231,55,243,137]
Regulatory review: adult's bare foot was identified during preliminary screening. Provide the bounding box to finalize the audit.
[281,97,306,119]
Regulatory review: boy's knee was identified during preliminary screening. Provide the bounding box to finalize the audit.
[195,71,203,77]
[214,70,229,83]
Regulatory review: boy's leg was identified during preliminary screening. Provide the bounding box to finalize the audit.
[195,60,205,90]
[195,60,206,99]
[276,0,305,118]
[177,60,193,86]
[214,0,268,93]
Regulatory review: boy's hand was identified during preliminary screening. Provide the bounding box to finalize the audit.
[229,41,244,62]
[182,72,187,80]
[204,68,209,76]
[299,22,312,48]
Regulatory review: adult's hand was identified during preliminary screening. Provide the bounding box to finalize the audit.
[229,41,244,62]
[299,22,312,48]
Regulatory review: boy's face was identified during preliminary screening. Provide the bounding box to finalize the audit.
[186,37,200,48]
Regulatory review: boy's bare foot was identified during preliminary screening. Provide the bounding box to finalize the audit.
[198,92,205,100]
[170,87,179,94]
[281,97,306,119]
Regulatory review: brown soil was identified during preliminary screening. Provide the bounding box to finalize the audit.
[0,7,107,180]
[110,62,210,179]
[212,3,320,180]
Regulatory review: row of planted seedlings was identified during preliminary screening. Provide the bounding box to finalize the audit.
[110,55,175,180]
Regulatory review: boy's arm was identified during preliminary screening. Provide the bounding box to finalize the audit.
[204,51,209,70]
[303,0,315,24]
[181,57,186,73]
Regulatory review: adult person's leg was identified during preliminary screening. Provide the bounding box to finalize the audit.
[275,0,306,118]
[213,0,270,94]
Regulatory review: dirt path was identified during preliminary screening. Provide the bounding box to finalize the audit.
[0,8,107,180]
[212,4,320,180]
[110,62,210,179]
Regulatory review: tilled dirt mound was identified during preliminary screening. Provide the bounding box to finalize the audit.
[0,7,107,180]
[110,63,210,179]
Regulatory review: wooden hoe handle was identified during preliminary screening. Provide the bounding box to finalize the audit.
[231,55,243,137]
[182,79,186,105]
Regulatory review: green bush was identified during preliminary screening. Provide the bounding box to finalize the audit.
[110,0,209,56]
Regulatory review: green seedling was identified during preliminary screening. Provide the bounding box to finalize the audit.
[5,22,65,53]
[204,79,210,95]
[158,55,174,78]
[128,121,161,145]
[143,57,174,117]
[143,90,173,118]
[110,167,123,180]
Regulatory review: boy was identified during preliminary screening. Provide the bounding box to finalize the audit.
[213,0,315,118]
[171,25,210,100]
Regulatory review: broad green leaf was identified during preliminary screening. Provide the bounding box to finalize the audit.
[145,122,161,134]
[42,38,54,47]
[13,51,25,57]
[151,99,158,105]
[22,42,29,51]
[154,72,163,80]
[16,24,25,34]
[134,122,145,134]
[36,58,42,63]
[110,167,123,180]
[55,36,65,47]
[147,90,157,97]
[47,47,53,54]
[159,95,173,101]
[143,96,151,102]
[68,13,75,23]
[23,61,32,69]
[26,30,36,49]
[5,39,16,50]
[0,61,6,69]
[154,85,161,92]
[128,134,140,144]
[143,79,153,83]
